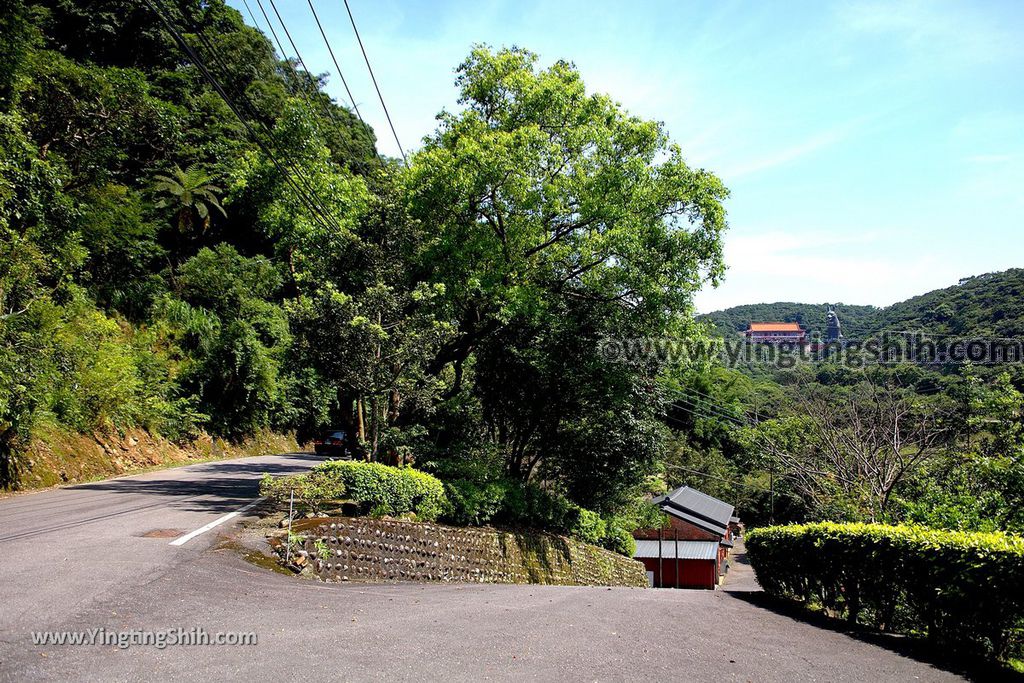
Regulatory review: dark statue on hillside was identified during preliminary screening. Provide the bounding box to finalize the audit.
[826,306,842,342]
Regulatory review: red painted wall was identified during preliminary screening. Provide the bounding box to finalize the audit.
[639,557,717,590]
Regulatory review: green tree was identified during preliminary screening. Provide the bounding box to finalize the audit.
[406,46,728,509]
[153,164,227,234]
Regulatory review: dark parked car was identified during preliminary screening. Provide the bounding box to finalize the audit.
[313,430,352,458]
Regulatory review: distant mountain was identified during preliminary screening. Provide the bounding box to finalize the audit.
[700,302,879,339]
[700,268,1024,340]
[873,269,1024,338]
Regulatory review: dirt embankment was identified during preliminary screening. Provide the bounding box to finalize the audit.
[5,425,300,493]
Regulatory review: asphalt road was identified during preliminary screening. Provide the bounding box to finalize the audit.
[0,455,971,682]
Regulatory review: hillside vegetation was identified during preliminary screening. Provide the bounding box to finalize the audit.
[873,269,1024,338]
[675,268,1024,536]
[701,302,878,338]
[701,269,1024,340]
[0,0,729,546]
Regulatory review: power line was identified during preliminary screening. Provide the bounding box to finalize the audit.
[342,0,408,166]
[662,385,755,428]
[243,0,382,172]
[252,0,291,72]
[306,0,363,120]
[307,0,387,171]
[183,5,339,228]
[249,0,333,134]
[267,0,346,129]
[146,0,339,238]
[664,464,768,491]
[670,394,751,428]
[240,0,268,45]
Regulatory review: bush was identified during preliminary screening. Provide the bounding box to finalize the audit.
[442,478,510,526]
[746,523,1024,660]
[565,505,606,545]
[314,460,447,521]
[599,519,637,557]
[259,470,344,514]
[260,461,447,520]
[438,478,634,554]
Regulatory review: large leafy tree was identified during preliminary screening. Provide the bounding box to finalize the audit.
[408,46,727,385]
[405,47,729,505]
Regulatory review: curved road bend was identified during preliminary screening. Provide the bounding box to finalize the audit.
[0,454,968,682]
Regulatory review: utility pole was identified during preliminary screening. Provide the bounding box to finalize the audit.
[769,460,775,525]
[674,528,679,590]
[658,527,663,589]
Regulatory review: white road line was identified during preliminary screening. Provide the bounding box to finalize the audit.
[169,497,267,546]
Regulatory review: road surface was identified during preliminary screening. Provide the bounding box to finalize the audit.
[0,454,970,682]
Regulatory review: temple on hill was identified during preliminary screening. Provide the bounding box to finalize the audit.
[743,321,807,344]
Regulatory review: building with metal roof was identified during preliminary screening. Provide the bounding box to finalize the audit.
[652,486,735,537]
[633,540,718,560]
[633,486,739,589]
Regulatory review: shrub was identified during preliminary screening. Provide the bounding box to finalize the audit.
[259,470,344,514]
[599,519,637,557]
[438,478,634,554]
[313,460,447,521]
[746,522,1024,660]
[565,505,606,545]
[442,478,509,526]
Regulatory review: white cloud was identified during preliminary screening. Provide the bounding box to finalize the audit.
[837,0,1021,65]
[716,123,858,179]
[694,229,955,312]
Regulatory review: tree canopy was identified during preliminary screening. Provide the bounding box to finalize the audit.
[0,3,732,540]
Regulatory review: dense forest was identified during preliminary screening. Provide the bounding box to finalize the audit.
[0,0,731,543]
[4,0,1024,546]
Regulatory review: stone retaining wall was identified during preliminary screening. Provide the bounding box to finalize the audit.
[282,517,647,587]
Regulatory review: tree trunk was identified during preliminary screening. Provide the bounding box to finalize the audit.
[369,395,379,461]
[356,396,365,443]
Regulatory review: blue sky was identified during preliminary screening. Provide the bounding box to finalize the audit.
[229,0,1024,312]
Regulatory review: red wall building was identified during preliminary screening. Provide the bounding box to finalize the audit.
[633,486,736,590]
[634,538,719,589]
[744,322,807,344]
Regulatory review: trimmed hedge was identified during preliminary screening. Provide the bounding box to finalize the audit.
[746,523,1024,660]
[260,460,447,521]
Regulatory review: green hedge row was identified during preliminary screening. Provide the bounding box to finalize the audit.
[746,522,1024,660]
[262,463,636,556]
[260,460,447,521]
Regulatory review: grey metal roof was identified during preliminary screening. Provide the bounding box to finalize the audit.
[659,486,734,537]
[633,540,718,560]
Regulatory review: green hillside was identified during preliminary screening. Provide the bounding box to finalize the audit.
[701,269,1024,340]
[700,302,879,338]
[872,270,1024,338]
